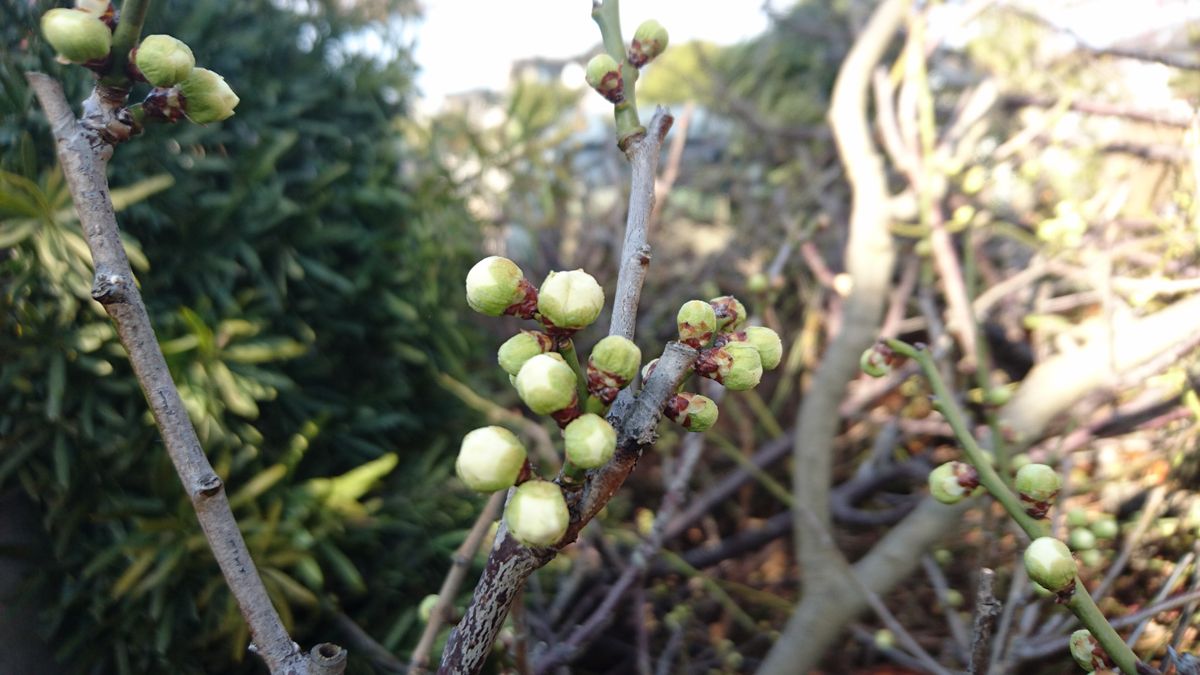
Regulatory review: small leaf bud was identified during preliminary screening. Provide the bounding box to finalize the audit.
[928,461,979,505]
[1015,463,1062,519]
[1069,629,1110,672]
[465,256,527,317]
[640,358,658,383]
[585,53,623,103]
[664,392,719,432]
[135,34,195,87]
[505,480,570,547]
[709,295,746,332]
[515,353,578,415]
[537,269,605,334]
[179,67,239,124]
[1024,537,1076,593]
[455,426,527,492]
[746,272,769,294]
[695,342,762,391]
[629,19,669,68]
[677,300,717,349]
[41,8,112,64]
[418,594,440,623]
[497,330,553,376]
[586,335,641,404]
[860,342,897,378]
[563,413,616,469]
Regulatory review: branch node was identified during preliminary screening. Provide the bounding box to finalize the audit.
[91,271,131,304]
[197,474,223,497]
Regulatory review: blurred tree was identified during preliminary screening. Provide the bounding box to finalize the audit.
[1,1,487,673]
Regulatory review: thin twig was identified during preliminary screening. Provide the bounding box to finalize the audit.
[967,568,1000,675]
[409,491,505,673]
[26,72,314,674]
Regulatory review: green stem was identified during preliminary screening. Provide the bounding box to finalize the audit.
[1067,583,1140,674]
[883,338,1144,673]
[101,0,152,90]
[591,0,645,145]
[557,339,590,407]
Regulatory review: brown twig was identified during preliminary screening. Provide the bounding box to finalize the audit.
[26,72,317,674]
[967,568,1000,675]
[409,491,505,673]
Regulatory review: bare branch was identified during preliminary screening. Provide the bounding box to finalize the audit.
[968,568,1001,675]
[25,72,314,674]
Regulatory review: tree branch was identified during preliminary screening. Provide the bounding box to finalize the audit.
[26,71,317,675]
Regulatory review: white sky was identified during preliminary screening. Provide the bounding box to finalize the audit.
[408,0,774,109]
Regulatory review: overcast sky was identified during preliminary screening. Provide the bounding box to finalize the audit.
[408,1,775,109]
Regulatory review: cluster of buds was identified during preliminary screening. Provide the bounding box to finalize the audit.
[688,295,781,392]
[40,3,239,126]
[927,461,980,505]
[584,19,669,102]
[1015,463,1062,519]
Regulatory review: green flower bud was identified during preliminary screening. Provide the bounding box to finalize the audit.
[1069,629,1109,671]
[41,8,111,63]
[1015,463,1061,519]
[455,426,527,492]
[515,353,577,415]
[587,335,641,404]
[135,34,195,87]
[1067,507,1091,528]
[1079,549,1104,568]
[537,269,604,333]
[179,67,239,124]
[497,330,553,376]
[696,342,762,391]
[709,295,746,332]
[74,0,110,14]
[1030,580,1055,598]
[1010,453,1032,471]
[465,256,527,316]
[1090,517,1119,540]
[677,300,717,349]
[585,53,623,103]
[746,272,769,294]
[1068,527,1096,551]
[418,594,440,623]
[665,393,719,432]
[873,629,896,650]
[860,343,896,378]
[563,413,616,469]
[1024,537,1076,593]
[505,480,570,547]
[944,589,964,608]
[743,326,783,370]
[928,461,979,505]
[629,19,669,68]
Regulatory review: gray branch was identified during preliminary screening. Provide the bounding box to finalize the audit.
[26,72,320,675]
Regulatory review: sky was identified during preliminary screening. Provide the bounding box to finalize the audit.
[407,0,775,110]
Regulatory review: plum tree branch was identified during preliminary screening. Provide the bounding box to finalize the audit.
[26,71,336,675]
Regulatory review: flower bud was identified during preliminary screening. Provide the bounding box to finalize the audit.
[928,461,979,504]
[746,273,769,294]
[135,34,195,87]
[497,330,553,376]
[537,269,604,333]
[465,256,528,316]
[1068,527,1096,551]
[516,353,577,415]
[1090,517,1119,540]
[1024,537,1076,593]
[41,8,111,64]
[563,413,616,469]
[641,358,658,383]
[587,335,641,404]
[677,300,717,349]
[179,67,239,124]
[696,341,762,391]
[418,594,440,623]
[505,480,570,547]
[665,393,719,432]
[455,426,527,492]
[1069,629,1109,672]
[585,53,623,104]
[741,326,783,370]
[1015,463,1061,519]
[629,19,669,68]
[860,343,897,378]
[709,295,746,332]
